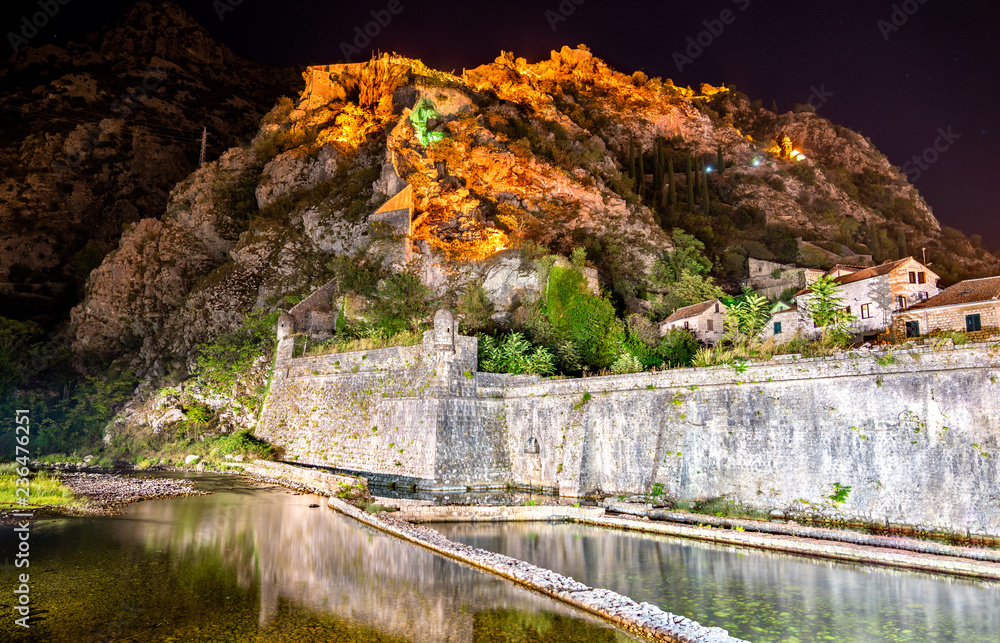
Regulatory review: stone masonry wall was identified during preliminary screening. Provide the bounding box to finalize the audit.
[498,345,1000,538]
[256,310,512,490]
[256,315,1000,537]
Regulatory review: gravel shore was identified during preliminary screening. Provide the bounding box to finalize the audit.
[60,473,211,515]
[0,473,211,524]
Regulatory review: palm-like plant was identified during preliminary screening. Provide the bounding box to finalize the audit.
[801,275,856,342]
[725,288,771,344]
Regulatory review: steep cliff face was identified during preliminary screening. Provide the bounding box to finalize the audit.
[69,47,999,378]
[0,1,300,323]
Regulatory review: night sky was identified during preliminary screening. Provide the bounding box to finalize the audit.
[4,0,999,247]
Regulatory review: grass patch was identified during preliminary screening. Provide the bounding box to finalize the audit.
[675,496,770,521]
[0,463,81,509]
[97,429,280,470]
[572,391,592,411]
[305,329,423,356]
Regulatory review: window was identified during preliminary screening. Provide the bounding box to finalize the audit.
[524,437,540,454]
[861,303,872,319]
[917,272,926,284]
[966,314,982,332]
[707,319,714,331]
[715,303,720,313]
[897,295,907,309]
[774,321,782,334]
[905,320,920,338]
[908,271,917,283]
[684,321,689,329]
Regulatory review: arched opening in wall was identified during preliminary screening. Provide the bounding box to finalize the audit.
[524,437,540,455]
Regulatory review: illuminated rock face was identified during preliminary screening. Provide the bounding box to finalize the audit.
[69,47,994,385]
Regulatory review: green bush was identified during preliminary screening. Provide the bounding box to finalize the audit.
[479,333,556,376]
[657,328,701,367]
[194,310,279,402]
[456,282,495,335]
[367,272,433,335]
[546,265,620,371]
[610,353,643,374]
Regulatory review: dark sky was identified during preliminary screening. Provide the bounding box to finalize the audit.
[4,0,999,247]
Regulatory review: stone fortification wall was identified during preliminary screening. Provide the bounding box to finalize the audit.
[256,310,511,490]
[498,345,1000,538]
[257,313,1000,537]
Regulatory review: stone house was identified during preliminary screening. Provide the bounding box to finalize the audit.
[758,304,806,342]
[744,258,824,300]
[659,299,727,345]
[892,276,1000,339]
[766,257,941,343]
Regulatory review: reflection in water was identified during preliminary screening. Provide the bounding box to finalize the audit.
[434,522,1000,643]
[0,475,636,642]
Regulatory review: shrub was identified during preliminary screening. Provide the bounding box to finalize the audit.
[479,333,556,376]
[456,282,495,336]
[610,353,644,374]
[194,310,280,401]
[367,272,433,335]
[657,328,700,367]
[546,265,620,371]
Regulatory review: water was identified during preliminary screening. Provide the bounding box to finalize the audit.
[434,522,1000,643]
[0,474,637,642]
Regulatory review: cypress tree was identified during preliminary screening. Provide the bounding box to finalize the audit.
[637,147,645,197]
[771,99,779,114]
[717,144,725,176]
[653,139,662,206]
[628,141,635,179]
[668,155,677,207]
[686,156,694,213]
[701,158,711,216]
[898,229,908,258]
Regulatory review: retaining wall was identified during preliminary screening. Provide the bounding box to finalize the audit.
[256,315,1000,537]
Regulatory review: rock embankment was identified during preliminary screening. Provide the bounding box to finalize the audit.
[60,473,210,515]
[328,494,746,643]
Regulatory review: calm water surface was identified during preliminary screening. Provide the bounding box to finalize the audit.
[0,474,637,642]
[434,522,1000,643]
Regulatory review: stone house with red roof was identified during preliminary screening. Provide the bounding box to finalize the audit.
[658,298,727,345]
[762,257,941,343]
[892,276,1000,339]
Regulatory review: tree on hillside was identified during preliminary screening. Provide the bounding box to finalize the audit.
[650,229,713,284]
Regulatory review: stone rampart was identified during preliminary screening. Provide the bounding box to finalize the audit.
[256,315,1000,537]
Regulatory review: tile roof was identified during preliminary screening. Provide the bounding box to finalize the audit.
[902,276,1000,311]
[373,184,414,215]
[662,299,720,324]
[795,258,926,297]
[831,258,912,286]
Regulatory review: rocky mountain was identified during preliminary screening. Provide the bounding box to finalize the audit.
[66,46,1000,378]
[0,1,301,324]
